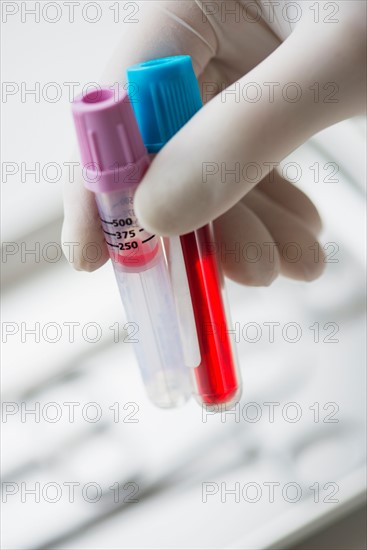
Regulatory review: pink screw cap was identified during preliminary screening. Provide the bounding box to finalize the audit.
[71,87,150,193]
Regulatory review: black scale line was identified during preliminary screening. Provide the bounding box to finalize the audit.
[142,235,156,244]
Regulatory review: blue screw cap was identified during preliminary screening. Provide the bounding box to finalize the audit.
[126,55,203,153]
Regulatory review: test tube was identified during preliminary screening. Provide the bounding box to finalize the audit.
[71,87,192,408]
[127,56,242,408]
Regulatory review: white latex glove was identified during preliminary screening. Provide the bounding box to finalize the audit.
[62,0,366,285]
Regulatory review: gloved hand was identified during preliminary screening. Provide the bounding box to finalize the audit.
[62,0,366,286]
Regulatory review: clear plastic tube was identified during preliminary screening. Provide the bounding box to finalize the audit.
[180,224,242,409]
[71,87,194,408]
[95,189,192,408]
[126,56,242,409]
[164,235,201,369]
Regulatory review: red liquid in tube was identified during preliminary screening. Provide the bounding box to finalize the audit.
[180,225,240,405]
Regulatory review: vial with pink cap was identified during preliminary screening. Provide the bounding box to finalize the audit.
[71,87,193,408]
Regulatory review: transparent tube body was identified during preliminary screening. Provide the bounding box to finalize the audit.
[95,188,192,408]
[164,236,201,369]
[180,224,242,409]
[147,156,200,370]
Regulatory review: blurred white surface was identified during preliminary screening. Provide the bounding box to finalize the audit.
[1,4,366,550]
